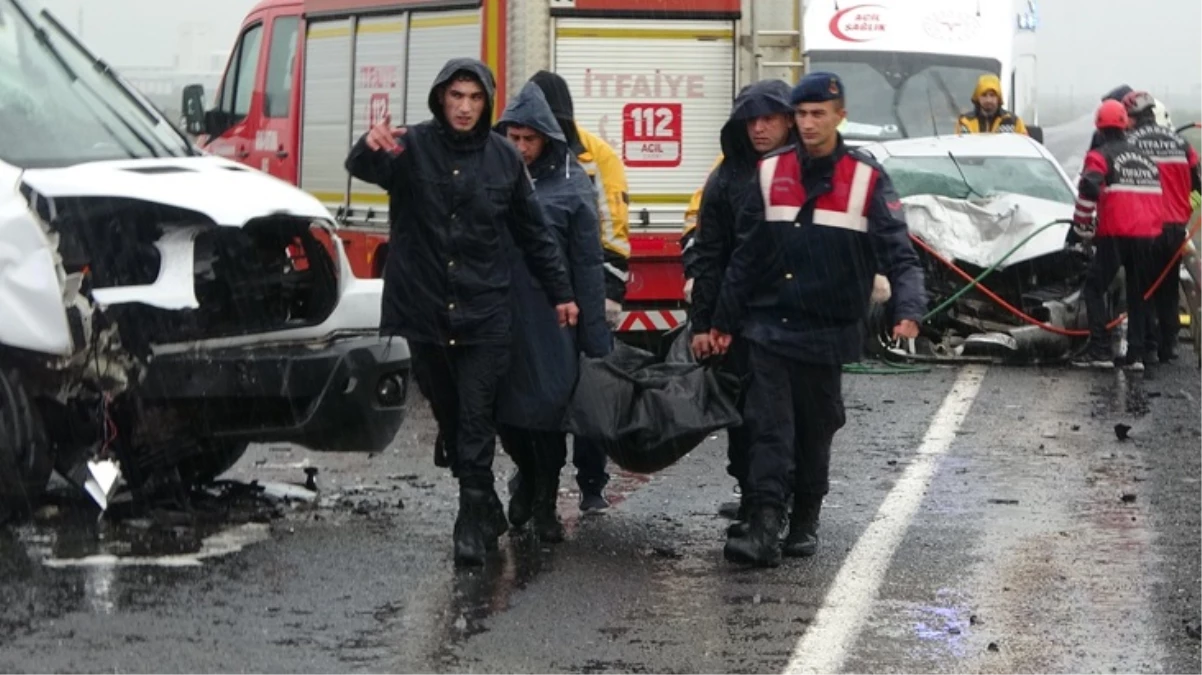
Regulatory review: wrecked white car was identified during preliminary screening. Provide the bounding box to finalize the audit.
[0,0,410,515]
[858,133,1099,363]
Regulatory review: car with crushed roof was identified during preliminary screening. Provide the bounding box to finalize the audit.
[855,132,1107,363]
[0,0,410,517]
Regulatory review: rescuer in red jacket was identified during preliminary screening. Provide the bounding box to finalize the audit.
[1070,100,1165,371]
[1122,90,1202,363]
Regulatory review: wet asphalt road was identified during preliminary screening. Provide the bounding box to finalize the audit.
[0,359,1199,673]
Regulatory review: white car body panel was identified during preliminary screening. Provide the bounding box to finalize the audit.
[90,226,205,310]
[0,171,74,355]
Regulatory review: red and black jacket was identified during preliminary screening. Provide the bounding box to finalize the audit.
[1073,136,1165,239]
[1127,121,1202,224]
[712,139,927,365]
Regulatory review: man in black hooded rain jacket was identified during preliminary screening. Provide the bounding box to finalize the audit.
[685,79,796,531]
[345,58,578,567]
[493,81,611,544]
[527,70,628,511]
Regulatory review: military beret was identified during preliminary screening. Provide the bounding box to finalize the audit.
[790,71,844,105]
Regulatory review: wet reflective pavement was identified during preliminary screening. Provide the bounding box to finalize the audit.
[0,361,1198,673]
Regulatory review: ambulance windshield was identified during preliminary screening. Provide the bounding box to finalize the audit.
[808,50,1001,142]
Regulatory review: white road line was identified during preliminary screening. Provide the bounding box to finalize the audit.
[783,364,988,674]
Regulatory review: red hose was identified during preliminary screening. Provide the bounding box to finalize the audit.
[911,214,1202,338]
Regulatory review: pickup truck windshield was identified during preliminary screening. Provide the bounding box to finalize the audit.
[0,0,192,169]
[808,50,1001,142]
[884,155,1076,205]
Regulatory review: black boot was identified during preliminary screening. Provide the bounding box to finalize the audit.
[507,469,534,528]
[727,489,790,538]
[483,485,509,549]
[724,486,752,537]
[724,503,784,567]
[453,486,492,567]
[532,469,565,544]
[782,495,821,557]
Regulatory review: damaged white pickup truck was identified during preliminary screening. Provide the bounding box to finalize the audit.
[0,0,410,516]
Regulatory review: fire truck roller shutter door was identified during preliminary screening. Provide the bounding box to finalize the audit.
[552,19,736,229]
[404,9,483,125]
[299,18,353,212]
[349,14,409,220]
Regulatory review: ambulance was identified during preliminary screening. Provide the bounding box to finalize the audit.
[803,0,1042,145]
[185,0,1040,342]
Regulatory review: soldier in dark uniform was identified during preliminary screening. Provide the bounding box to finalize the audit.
[709,72,928,567]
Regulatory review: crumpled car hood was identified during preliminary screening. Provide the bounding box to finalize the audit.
[901,193,1075,269]
[18,155,331,225]
[0,155,353,358]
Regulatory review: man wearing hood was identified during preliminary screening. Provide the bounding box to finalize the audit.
[344,58,579,567]
[493,82,611,543]
[685,79,796,531]
[527,70,628,511]
[710,72,927,567]
[956,74,1029,135]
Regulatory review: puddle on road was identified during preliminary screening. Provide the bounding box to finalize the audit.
[10,478,318,570]
[38,522,272,568]
[346,471,660,670]
[908,599,971,651]
[1091,369,1154,419]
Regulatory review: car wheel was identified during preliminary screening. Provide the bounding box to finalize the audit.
[0,368,52,517]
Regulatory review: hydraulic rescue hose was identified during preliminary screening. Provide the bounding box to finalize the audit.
[845,217,1073,375]
[846,210,1202,374]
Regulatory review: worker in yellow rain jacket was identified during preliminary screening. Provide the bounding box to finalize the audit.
[681,154,724,302]
[530,72,630,328]
[956,74,1029,135]
[528,71,630,511]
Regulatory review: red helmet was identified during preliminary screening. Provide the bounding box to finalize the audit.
[1121,90,1156,116]
[1095,100,1129,130]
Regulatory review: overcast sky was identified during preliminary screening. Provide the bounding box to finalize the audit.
[27,0,1202,104]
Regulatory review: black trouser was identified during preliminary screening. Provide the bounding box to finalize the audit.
[742,342,846,509]
[723,338,753,486]
[1144,223,1187,357]
[499,425,568,480]
[571,437,608,493]
[1084,236,1155,359]
[409,341,510,487]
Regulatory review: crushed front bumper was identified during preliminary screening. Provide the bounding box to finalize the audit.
[139,334,411,452]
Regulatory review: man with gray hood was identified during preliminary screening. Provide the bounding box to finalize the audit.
[345,58,578,567]
[524,70,628,512]
[687,79,796,537]
[493,82,611,544]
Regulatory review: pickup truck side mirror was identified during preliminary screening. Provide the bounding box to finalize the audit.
[181,84,207,136]
[1027,125,1044,145]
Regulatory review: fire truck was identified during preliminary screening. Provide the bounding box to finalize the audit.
[182,0,802,340]
[185,1,1043,341]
